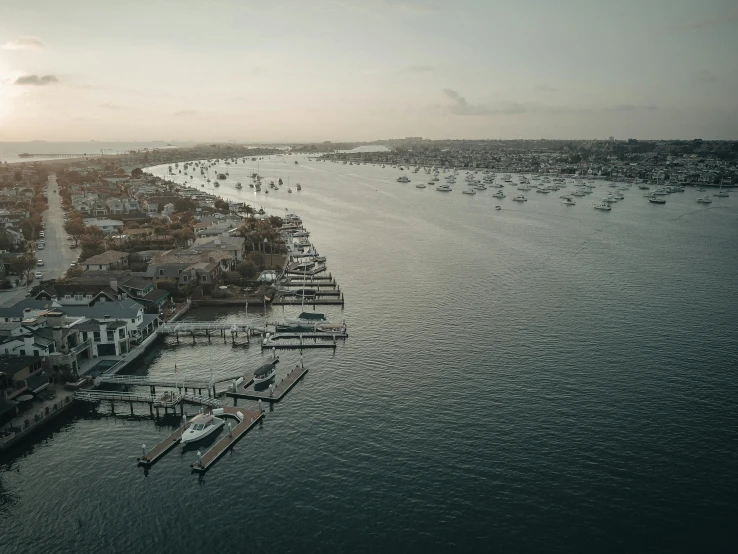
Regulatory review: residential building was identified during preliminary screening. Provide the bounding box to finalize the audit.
[82,219,124,235]
[80,250,129,271]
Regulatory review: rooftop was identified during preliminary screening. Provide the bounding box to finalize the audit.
[81,250,128,265]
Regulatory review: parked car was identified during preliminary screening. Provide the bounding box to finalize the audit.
[39,231,44,237]
[70,262,77,268]
[37,260,44,266]
[34,272,43,279]
[37,244,44,250]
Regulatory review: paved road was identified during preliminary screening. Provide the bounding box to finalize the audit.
[0,174,78,307]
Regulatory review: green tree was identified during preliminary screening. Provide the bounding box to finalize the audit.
[214,199,230,213]
[236,260,258,280]
[131,167,144,179]
[9,254,36,281]
[64,218,87,246]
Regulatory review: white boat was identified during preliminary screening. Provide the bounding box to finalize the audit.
[436,184,452,192]
[696,196,712,203]
[715,189,729,197]
[593,203,611,210]
[236,182,242,189]
[462,189,477,195]
[415,183,426,188]
[536,188,550,194]
[253,361,277,385]
[562,199,576,205]
[492,191,505,198]
[285,311,330,325]
[513,194,527,202]
[397,176,410,183]
[180,413,225,444]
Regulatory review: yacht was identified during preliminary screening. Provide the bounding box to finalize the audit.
[492,190,505,198]
[715,189,729,197]
[415,183,426,188]
[285,312,330,325]
[462,188,477,195]
[593,203,611,211]
[253,361,277,385]
[296,184,302,191]
[236,182,242,189]
[397,176,410,183]
[513,194,527,202]
[536,188,550,194]
[562,199,576,205]
[696,196,712,204]
[436,184,452,192]
[648,197,666,204]
[181,413,225,444]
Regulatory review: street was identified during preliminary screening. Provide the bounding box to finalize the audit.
[0,173,78,307]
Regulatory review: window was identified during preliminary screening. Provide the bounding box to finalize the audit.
[82,332,87,341]
[131,319,136,323]
[75,294,83,301]
[159,269,164,276]
[107,331,115,341]
[183,275,188,282]
[33,349,39,356]
[19,349,25,355]
[201,275,207,282]
[93,332,100,343]
[119,328,125,338]
[99,265,103,270]
[64,294,71,300]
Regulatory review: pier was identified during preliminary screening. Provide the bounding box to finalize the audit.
[73,390,220,417]
[137,422,186,466]
[96,374,241,397]
[272,297,344,306]
[227,364,309,403]
[191,406,264,472]
[261,337,338,350]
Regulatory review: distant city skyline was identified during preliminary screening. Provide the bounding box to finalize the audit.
[1,0,737,141]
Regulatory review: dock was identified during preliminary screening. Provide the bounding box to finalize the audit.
[191,406,264,472]
[261,338,337,350]
[226,364,309,403]
[272,297,344,306]
[137,422,186,466]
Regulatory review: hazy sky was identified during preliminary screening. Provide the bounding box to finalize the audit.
[1,0,737,141]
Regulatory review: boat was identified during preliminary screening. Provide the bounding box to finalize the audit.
[536,188,550,194]
[696,196,713,204]
[462,189,477,195]
[593,203,611,210]
[415,183,426,188]
[436,184,452,192]
[495,206,501,210]
[296,184,302,191]
[648,197,666,204]
[513,194,527,202]
[562,199,576,205]
[492,191,505,198]
[715,188,729,198]
[253,361,278,385]
[397,176,410,183]
[180,413,225,444]
[236,182,242,189]
[285,311,330,325]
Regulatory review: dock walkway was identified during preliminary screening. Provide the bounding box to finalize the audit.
[227,364,308,403]
[192,406,264,472]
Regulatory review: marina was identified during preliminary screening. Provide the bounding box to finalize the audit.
[226,363,309,403]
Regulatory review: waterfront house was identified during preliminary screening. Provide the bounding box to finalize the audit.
[145,249,231,285]
[0,356,46,414]
[192,236,246,261]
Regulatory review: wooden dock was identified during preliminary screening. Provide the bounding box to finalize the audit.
[191,406,264,473]
[261,338,337,350]
[226,364,309,403]
[138,422,186,467]
[272,297,344,306]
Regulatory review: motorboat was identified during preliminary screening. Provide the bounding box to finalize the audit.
[513,194,527,202]
[180,413,225,444]
[562,199,576,205]
[415,183,426,188]
[253,361,277,385]
[397,176,410,183]
[495,206,502,210]
[236,182,242,189]
[536,188,550,194]
[696,196,712,203]
[715,190,729,197]
[462,188,477,195]
[593,203,611,210]
[285,311,330,325]
[436,184,452,192]
[492,191,505,198]
[648,197,666,204]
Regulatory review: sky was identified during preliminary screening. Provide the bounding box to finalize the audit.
[0,0,737,142]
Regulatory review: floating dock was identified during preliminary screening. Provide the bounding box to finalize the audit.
[226,364,309,403]
[261,338,337,350]
[191,406,264,473]
[272,297,344,306]
[137,423,186,467]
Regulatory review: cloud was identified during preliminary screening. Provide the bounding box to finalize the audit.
[604,104,658,112]
[100,103,124,110]
[402,64,434,73]
[14,74,58,86]
[174,110,198,116]
[692,70,718,84]
[1,37,45,50]
[443,89,527,116]
[535,85,557,93]
[665,10,738,32]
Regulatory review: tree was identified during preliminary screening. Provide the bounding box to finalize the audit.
[236,261,258,280]
[214,199,230,213]
[174,198,196,212]
[172,227,195,246]
[154,278,178,295]
[65,266,84,279]
[9,254,36,281]
[131,167,144,179]
[64,218,87,246]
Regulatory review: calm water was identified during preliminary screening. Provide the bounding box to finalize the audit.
[2,158,737,553]
[0,141,184,164]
